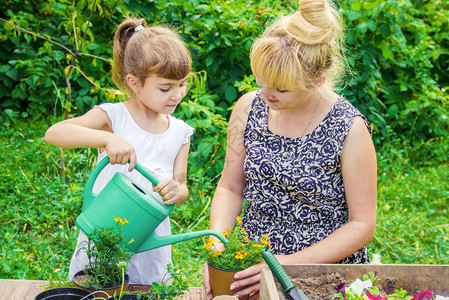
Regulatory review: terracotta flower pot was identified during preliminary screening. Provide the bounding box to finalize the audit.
[35,287,95,300]
[72,269,129,299]
[207,262,248,300]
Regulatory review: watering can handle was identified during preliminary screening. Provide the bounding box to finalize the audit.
[82,156,161,210]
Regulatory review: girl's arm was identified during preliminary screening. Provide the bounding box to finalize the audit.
[44,107,137,170]
[155,140,191,205]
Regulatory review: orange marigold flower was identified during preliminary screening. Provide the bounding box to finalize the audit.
[261,239,271,247]
[204,239,215,249]
[236,216,242,224]
[235,250,248,259]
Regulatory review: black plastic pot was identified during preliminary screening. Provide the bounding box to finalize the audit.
[35,287,94,300]
[107,295,150,300]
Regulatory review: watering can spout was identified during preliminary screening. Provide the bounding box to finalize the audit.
[138,230,229,252]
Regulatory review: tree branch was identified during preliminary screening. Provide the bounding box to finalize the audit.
[64,0,97,118]
[0,16,111,63]
[72,65,104,91]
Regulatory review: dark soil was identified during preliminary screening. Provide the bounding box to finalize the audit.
[73,273,122,289]
[277,272,345,300]
[72,274,91,287]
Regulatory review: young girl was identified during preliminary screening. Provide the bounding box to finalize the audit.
[45,16,194,285]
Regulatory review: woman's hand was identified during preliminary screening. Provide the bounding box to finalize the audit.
[231,262,264,299]
[202,261,265,300]
[154,178,188,205]
[202,262,213,300]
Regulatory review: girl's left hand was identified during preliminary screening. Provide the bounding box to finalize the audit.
[230,262,265,299]
[154,178,188,205]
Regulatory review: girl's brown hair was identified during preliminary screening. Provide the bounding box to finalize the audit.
[112,16,192,94]
[250,0,344,90]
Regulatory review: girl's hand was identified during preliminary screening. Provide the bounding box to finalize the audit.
[154,178,188,205]
[104,134,137,171]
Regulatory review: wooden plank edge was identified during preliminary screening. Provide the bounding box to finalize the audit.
[260,266,280,300]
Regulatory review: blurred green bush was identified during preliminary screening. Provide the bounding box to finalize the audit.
[0,0,448,157]
[1,0,448,283]
[339,0,449,145]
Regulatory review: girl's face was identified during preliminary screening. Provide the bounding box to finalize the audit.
[256,78,311,111]
[130,74,188,115]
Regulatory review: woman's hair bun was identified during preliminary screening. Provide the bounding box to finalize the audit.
[288,0,340,44]
[250,0,345,90]
[300,0,331,28]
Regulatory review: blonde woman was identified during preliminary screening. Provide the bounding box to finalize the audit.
[203,0,377,298]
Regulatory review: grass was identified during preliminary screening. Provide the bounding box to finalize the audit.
[1,113,448,288]
[368,139,449,265]
[0,114,93,280]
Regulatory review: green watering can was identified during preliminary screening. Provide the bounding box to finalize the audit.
[76,157,307,298]
[75,157,227,253]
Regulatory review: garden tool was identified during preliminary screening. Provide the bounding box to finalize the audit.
[261,249,310,300]
[76,156,228,253]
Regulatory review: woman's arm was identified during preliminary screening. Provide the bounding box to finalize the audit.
[44,107,137,170]
[203,91,256,300]
[210,91,257,236]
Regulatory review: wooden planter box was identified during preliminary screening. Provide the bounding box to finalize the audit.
[260,264,449,300]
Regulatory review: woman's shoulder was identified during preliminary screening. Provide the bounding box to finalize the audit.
[335,97,364,116]
[224,90,259,138]
[331,96,371,136]
[231,90,258,120]
[236,90,258,107]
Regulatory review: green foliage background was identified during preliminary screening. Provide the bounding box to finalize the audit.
[0,0,448,288]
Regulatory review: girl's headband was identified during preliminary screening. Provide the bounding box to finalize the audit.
[135,25,145,32]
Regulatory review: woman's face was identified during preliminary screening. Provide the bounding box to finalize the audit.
[255,78,310,111]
